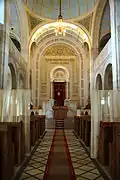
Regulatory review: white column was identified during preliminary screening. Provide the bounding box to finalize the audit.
[91,90,100,158]
[0,0,11,88]
[109,0,120,89]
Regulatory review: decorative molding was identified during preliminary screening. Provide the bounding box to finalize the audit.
[76,13,93,35]
[27,13,44,31]
[43,44,77,56]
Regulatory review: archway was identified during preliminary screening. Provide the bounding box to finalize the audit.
[4,64,16,121]
[96,74,102,90]
[7,65,12,89]
[104,64,113,90]
[8,63,17,89]
[50,66,70,106]
[99,33,111,52]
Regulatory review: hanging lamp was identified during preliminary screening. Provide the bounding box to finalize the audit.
[55,0,66,36]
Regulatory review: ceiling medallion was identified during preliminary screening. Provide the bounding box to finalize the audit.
[55,0,66,36]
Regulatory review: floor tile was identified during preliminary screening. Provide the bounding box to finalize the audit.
[19,130,105,180]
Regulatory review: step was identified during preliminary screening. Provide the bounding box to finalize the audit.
[55,120,64,129]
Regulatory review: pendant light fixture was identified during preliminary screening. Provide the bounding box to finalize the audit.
[55,0,66,36]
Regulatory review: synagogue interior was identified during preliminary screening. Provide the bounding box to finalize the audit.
[0,0,120,180]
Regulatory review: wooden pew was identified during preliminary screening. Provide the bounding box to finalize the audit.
[0,122,24,165]
[20,121,25,163]
[80,115,91,146]
[40,115,45,136]
[35,118,39,141]
[30,115,36,147]
[81,117,86,141]
[30,115,45,147]
[98,121,113,166]
[74,116,80,136]
[0,123,15,180]
[74,116,77,133]
[84,116,91,146]
[11,122,24,165]
[109,122,120,180]
[74,115,91,146]
[79,116,82,139]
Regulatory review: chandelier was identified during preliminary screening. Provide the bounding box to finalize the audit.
[55,0,66,36]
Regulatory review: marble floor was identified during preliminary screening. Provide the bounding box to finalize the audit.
[19,130,104,180]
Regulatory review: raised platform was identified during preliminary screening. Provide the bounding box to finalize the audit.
[52,106,68,120]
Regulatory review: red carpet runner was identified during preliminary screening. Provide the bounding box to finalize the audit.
[44,130,76,180]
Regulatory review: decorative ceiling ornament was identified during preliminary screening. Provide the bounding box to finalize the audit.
[55,0,66,36]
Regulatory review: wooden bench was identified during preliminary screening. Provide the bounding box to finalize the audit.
[30,115,45,147]
[39,115,45,136]
[74,116,80,136]
[74,115,91,146]
[0,121,24,180]
[30,116,36,147]
[109,122,120,180]
[98,121,113,166]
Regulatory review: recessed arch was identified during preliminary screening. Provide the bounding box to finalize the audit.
[99,33,111,52]
[29,22,91,50]
[8,63,17,89]
[10,35,21,52]
[91,0,109,59]
[50,66,70,82]
[104,64,113,90]
[96,74,102,90]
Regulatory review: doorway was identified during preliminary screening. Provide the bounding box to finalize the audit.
[53,82,66,106]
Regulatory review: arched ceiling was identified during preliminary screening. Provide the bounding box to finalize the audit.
[30,22,90,47]
[23,0,98,20]
[42,43,77,56]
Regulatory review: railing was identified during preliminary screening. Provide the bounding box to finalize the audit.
[9,38,27,69]
[94,38,112,69]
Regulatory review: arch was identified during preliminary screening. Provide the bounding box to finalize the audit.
[29,22,91,50]
[10,34,21,52]
[84,42,89,52]
[11,0,29,61]
[8,63,17,89]
[50,66,70,82]
[104,64,113,90]
[91,0,108,59]
[99,33,111,52]
[7,65,12,89]
[10,0,21,39]
[96,74,103,90]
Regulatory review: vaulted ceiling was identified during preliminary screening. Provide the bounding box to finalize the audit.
[23,0,98,20]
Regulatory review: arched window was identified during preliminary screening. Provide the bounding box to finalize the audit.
[96,74,102,90]
[10,36,21,52]
[99,33,111,52]
[104,64,113,90]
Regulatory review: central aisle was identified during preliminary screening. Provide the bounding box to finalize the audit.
[44,130,75,180]
[19,130,104,180]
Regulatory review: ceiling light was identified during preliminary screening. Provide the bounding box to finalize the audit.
[55,0,66,36]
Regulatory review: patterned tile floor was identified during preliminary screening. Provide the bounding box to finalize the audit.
[65,130,104,180]
[19,130,104,180]
[19,130,54,180]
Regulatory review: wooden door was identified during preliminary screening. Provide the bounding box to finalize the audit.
[53,82,66,106]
